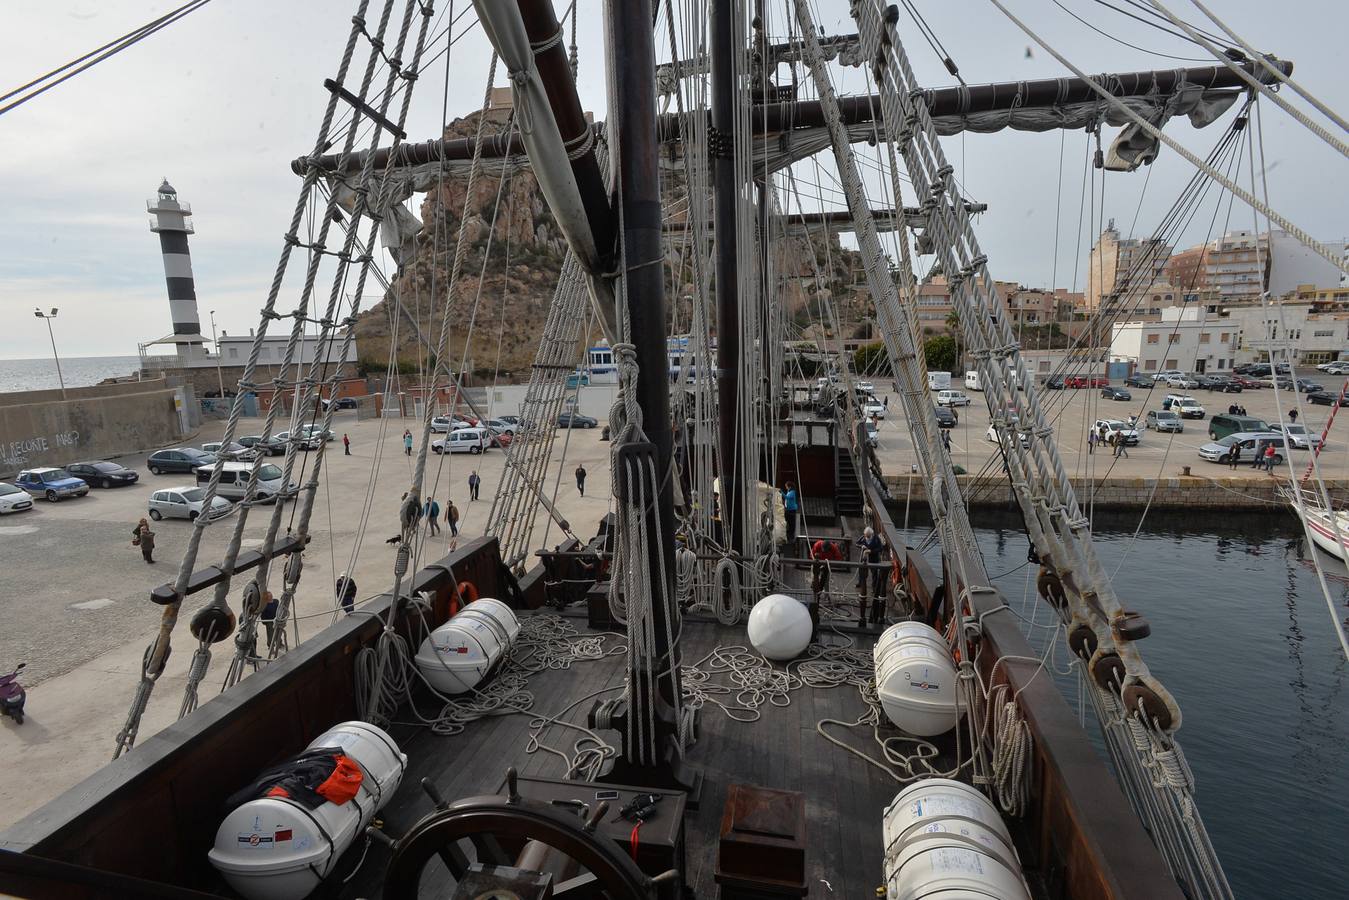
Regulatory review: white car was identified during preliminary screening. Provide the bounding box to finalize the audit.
[1094,419,1140,445]
[202,441,261,461]
[855,381,875,395]
[985,423,1031,447]
[862,398,886,419]
[148,486,234,521]
[1163,375,1199,389]
[0,482,34,514]
[1271,423,1323,450]
[273,429,322,450]
[1151,369,1185,382]
[432,427,489,454]
[484,418,518,435]
[1169,397,1206,419]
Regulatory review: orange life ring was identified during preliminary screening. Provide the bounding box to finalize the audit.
[450,580,478,615]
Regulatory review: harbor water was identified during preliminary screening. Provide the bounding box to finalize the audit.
[0,356,140,393]
[907,509,1348,900]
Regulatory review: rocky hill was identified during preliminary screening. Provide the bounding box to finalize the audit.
[354,106,875,381]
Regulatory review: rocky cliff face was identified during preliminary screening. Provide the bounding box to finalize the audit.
[354,106,875,380]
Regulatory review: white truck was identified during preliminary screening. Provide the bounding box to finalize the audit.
[927,371,952,391]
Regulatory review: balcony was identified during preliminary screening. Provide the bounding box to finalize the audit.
[147,199,192,216]
[148,215,195,235]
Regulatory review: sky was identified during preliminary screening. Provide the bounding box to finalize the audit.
[0,0,1344,359]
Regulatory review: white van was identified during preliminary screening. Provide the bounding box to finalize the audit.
[927,371,952,391]
[195,461,291,502]
[432,427,489,455]
[937,390,971,407]
[964,371,983,391]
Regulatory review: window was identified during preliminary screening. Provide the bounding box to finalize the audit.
[1314,329,1336,338]
[1144,359,1157,371]
[228,347,238,359]
[1199,333,1210,344]
[1147,334,1160,344]
[1220,333,1230,342]
[1166,359,1178,368]
[1217,359,1226,369]
[1169,334,1180,343]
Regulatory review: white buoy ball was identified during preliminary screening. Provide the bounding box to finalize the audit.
[747,593,813,661]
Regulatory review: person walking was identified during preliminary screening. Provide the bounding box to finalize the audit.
[1289,408,1299,424]
[468,470,481,501]
[1116,432,1129,458]
[1252,442,1264,469]
[343,433,351,455]
[424,496,441,536]
[1264,443,1278,474]
[403,429,414,456]
[447,499,460,537]
[260,592,278,648]
[1228,443,1241,470]
[132,518,156,564]
[782,481,800,545]
[1087,429,1096,454]
[336,575,357,615]
[575,464,587,496]
[941,429,951,451]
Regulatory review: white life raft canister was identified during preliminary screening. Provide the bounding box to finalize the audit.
[413,597,521,695]
[207,721,407,900]
[873,621,964,737]
[882,778,1032,900]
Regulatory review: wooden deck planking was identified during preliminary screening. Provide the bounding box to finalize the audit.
[339,618,907,898]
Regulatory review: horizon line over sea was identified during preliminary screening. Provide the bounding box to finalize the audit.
[0,356,142,393]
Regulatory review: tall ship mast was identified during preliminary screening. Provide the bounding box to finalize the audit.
[3,1,1344,899]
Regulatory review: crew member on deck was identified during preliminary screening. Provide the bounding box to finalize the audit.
[855,526,887,628]
[810,538,842,639]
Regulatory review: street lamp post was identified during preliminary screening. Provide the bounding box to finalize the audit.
[33,308,65,400]
[209,310,225,398]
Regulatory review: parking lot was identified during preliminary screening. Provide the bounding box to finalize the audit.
[866,366,1349,485]
[0,411,616,827]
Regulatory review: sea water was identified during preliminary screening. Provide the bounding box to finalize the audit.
[901,509,1347,899]
[0,356,141,393]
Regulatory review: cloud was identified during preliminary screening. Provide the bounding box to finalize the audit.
[0,0,1344,360]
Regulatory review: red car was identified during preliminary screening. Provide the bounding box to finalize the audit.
[1064,375,1110,388]
[1232,375,1264,388]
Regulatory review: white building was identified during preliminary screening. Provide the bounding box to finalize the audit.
[1220,303,1349,365]
[141,328,358,372]
[1110,305,1238,374]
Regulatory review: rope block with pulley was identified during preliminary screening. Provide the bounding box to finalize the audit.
[613,442,658,504]
[1035,566,1066,612]
[1067,621,1097,660]
[142,640,171,679]
[1088,649,1127,695]
[1123,681,1176,733]
[1112,611,1151,642]
[189,603,237,644]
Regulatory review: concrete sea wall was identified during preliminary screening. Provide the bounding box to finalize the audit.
[885,472,1349,510]
[0,379,188,478]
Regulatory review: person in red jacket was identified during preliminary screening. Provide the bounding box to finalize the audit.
[809,539,842,639]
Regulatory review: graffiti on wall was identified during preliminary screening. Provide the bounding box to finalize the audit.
[1,430,80,471]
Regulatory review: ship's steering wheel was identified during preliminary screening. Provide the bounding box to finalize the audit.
[381,770,673,899]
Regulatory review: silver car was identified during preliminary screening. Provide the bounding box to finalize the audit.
[148,486,234,521]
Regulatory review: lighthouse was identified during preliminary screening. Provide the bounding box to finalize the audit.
[147,179,206,359]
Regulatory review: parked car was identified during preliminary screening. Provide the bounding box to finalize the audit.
[557,412,598,429]
[864,421,880,447]
[430,416,467,433]
[432,427,489,454]
[1094,419,1140,445]
[1232,375,1264,389]
[64,460,139,488]
[1101,387,1132,401]
[272,430,321,451]
[238,434,286,456]
[298,425,334,443]
[855,381,875,395]
[147,448,217,475]
[985,420,1030,447]
[498,415,522,426]
[320,397,359,410]
[1162,375,1200,389]
[1198,432,1288,465]
[1295,379,1324,393]
[1208,414,1271,440]
[1270,423,1323,451]
[14,467,89,502]
[933,406,958,429]
[1065,375,1109,388]
[1202,376,1242,393]
[484,418,519,435]
[148,486,234,521]
[1164,395,1205,419]
[936,390,970,407]
[1150,369,1185,382]
[195,461,293,503]
[1145,410,1184,433]
[1124,375,1153,388]
[1308,390,1342,407]
[202,441,261,462]
[862,398,886,419]
[0,482,34,514]
[1044,376,1065,390]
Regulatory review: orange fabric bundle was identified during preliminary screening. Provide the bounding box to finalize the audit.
[315,754,364,805]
